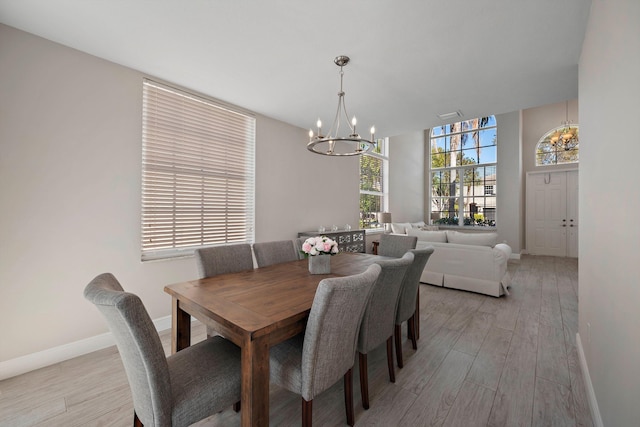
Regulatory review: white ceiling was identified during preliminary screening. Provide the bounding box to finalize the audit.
[0,0,591,137]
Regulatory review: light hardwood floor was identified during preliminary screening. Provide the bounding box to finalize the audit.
[0,255,593,426]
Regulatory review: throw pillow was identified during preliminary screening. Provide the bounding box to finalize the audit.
[446,230,497,247]
[390,222,412,234]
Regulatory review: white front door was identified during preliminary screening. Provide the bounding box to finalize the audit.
[526,170,579,257]
[527,172,568,256]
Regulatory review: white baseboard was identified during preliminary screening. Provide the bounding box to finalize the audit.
[576,332,604,427]
[0,315,177,381]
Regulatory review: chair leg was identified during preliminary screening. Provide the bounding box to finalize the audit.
[386,336,395,383]
[409,314,418,350]
[395,324,404,368]
[358,352,370,409]
[416,289,420,340]
[133,412,143,427]
[302,398,313,427]
[233,401,241,412]
[344,368,355,426]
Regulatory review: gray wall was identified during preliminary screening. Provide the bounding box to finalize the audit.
[579,0,640,425]
[388,130,425,223]
[495,111,523,254]
[0,24,359,364]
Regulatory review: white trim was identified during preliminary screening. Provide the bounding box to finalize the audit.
[576,332,604,427]
[526,167,579,176]
[0,315,186,381]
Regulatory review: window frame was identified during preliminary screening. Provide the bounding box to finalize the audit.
[140,79,256,261]
[359,138,389,230]
[429,117,497,227]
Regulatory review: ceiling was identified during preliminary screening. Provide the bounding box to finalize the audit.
[0,0,591,137]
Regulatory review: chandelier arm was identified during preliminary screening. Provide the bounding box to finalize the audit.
[327,94,342,139]
[340,92,355,135]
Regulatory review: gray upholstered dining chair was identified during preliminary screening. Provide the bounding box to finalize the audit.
[378,233,418,257]
[84,273,241,427]
[194,244,254,337]
[269,264,381,427]
[394,247,434,368]
[194,243,254,278]
[253,240,298,267]
[357,252,413,410]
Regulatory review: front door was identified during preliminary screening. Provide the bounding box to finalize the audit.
[526,171,579,257]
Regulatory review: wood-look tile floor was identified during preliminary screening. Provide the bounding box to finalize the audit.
[0,255,593,426]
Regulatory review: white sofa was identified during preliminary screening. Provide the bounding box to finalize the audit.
[390,223,512,297]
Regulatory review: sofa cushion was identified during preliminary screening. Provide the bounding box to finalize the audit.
[410,221,426,228]
[445,230,497,247]
[407,228,448,243]
[390,222,412,234]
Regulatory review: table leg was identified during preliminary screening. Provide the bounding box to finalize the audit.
[171,297,191,354]
[240,334,270,427]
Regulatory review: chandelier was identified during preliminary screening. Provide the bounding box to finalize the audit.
[549,101,579,150]
[307,56,375,156]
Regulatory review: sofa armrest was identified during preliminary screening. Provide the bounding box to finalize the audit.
[494,243,512,260]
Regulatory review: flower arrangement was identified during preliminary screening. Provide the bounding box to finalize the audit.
[301,236,339,256]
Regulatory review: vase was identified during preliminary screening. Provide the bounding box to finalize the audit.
[308,254,331,274]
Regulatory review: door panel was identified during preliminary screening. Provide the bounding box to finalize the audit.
[567,171,579,257]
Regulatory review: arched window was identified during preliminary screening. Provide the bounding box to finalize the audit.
[536,124,579,166]
[429,116,497,227]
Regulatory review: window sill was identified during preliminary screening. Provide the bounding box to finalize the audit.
[434,225,497,232]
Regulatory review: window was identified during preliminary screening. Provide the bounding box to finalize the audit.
[429,116,497,227]
[359,138,388,229]
[535,124,579,166]
[141,80,255,261]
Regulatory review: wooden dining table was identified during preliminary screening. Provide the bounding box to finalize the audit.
[164,251,388,427]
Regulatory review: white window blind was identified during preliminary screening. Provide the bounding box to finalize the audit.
[141,79,255,261]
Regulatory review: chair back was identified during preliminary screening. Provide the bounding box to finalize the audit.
[84,273,171,426]
[253,240,298,267]
[396,247,434,324]
[358,252,413,354]
[293,237,308,260]
[378,234,418,258]
[195,243,253,278]
[300,264,381,401]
